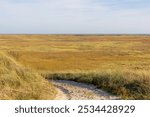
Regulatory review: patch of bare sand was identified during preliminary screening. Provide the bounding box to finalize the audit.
[51,80,120,100]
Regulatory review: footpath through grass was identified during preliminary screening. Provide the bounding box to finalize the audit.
[44,70,150,100]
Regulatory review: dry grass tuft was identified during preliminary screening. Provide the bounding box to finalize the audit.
[0,52,56,100]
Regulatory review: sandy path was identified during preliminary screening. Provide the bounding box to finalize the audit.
[51,80,120,100]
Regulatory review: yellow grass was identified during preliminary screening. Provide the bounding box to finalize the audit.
[0,52,56,99]
[0,35,150,99]
[0,35,149,72]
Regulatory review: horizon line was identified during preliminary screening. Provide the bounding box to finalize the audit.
[0,33,150,35]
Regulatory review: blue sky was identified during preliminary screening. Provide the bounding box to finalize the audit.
[0,0,150,34]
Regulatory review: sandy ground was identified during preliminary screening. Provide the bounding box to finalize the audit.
[51,80,120,100]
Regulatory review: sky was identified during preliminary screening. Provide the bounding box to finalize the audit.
[0,0,150,34]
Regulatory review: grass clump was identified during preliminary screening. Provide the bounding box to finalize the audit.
[7,51,21,60]
[0,52,56,100]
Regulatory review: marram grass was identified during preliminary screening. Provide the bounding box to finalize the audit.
[0,52,56,100]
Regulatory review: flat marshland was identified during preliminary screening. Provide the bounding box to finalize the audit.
[0,35,150,99]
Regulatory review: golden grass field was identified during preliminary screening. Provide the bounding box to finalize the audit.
[0,35,150,99]
[0,35,149,72]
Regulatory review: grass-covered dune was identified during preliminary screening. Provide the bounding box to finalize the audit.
[0,52,56,99]
[44,70,150,100]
